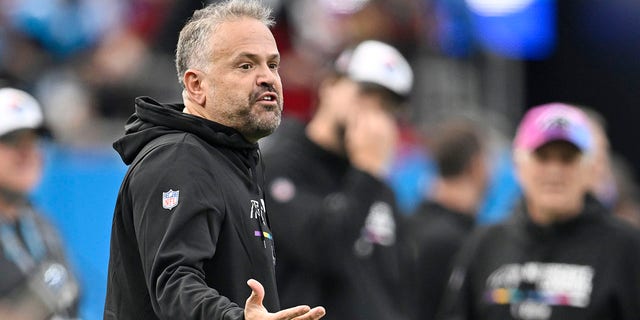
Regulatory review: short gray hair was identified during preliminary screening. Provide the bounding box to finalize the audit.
[175,0,275,88]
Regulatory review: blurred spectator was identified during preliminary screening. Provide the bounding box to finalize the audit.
[403,117,488,320]
[582,107,640,226]
[0,87,80,319]
[0,0,125,90]
[437,103,640,320]
[581,107,617,208]
[262,40,413,320]
[275,0,423,121]
[609,154,640,227]
[0,0,181,147]
[80,0,179,120]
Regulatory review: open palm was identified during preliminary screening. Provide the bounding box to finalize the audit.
[244,279,325,320]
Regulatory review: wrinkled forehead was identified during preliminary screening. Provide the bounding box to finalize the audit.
[210,18,278,56]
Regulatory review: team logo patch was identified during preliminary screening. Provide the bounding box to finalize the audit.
[162,189,180,210]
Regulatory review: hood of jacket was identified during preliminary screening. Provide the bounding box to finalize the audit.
[113,96,259,166]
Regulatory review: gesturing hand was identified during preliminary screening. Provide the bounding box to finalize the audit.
[244,279,326,320]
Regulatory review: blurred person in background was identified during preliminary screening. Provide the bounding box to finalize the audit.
[582,107,640,227]
[403,117,488,320]
[437,103,640,320]
[262,40,413,320]
[0,87,80,319]
[608,154,640,227]
[581,108,617,210]
[0,0,181,147]
[103,1,325,319]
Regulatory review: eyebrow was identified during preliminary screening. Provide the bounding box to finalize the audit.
[233,52,280,62]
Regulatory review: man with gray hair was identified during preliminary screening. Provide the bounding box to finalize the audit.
[104,1,325,319]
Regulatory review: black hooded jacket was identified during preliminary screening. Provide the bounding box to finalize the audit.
[104,97,278,319]
[437,196,640,320]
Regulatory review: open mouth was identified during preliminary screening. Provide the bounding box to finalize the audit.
[257,92,278,104]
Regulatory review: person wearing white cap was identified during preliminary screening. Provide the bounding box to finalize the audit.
[0,87,80,319]
[261,40,413,320]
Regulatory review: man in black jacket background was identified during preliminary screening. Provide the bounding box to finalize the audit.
[404,118,488,320]
[103,1,325,319]
[437,103,640,320]
[262,40,413,320]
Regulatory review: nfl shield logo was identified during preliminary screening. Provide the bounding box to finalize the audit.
[162,189,179,210]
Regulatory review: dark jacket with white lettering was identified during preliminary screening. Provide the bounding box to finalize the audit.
[104,97,278,320]
[437,195,640,320]
[261,118,407,320]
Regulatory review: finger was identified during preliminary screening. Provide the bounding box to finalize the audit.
[271,305,311,319]
[291,306,326,320]
[245,279,265,308]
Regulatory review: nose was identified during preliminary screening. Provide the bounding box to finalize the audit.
[542,158,570,176]
[256,64,278,88]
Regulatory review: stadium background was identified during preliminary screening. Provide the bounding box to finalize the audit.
[1,0,638,318]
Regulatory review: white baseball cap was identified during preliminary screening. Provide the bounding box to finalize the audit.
[0,87,48,137]
[335,40,414,98]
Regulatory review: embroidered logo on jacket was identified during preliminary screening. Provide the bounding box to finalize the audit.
[162,189,180,210]
[250,199,267,224]
[249,199,275,262]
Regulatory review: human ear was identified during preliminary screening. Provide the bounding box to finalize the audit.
[183,69,206,105]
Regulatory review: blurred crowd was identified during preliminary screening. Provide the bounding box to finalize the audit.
[0,0,521,145]
[0,0,429,147]
[1,0,640,319]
